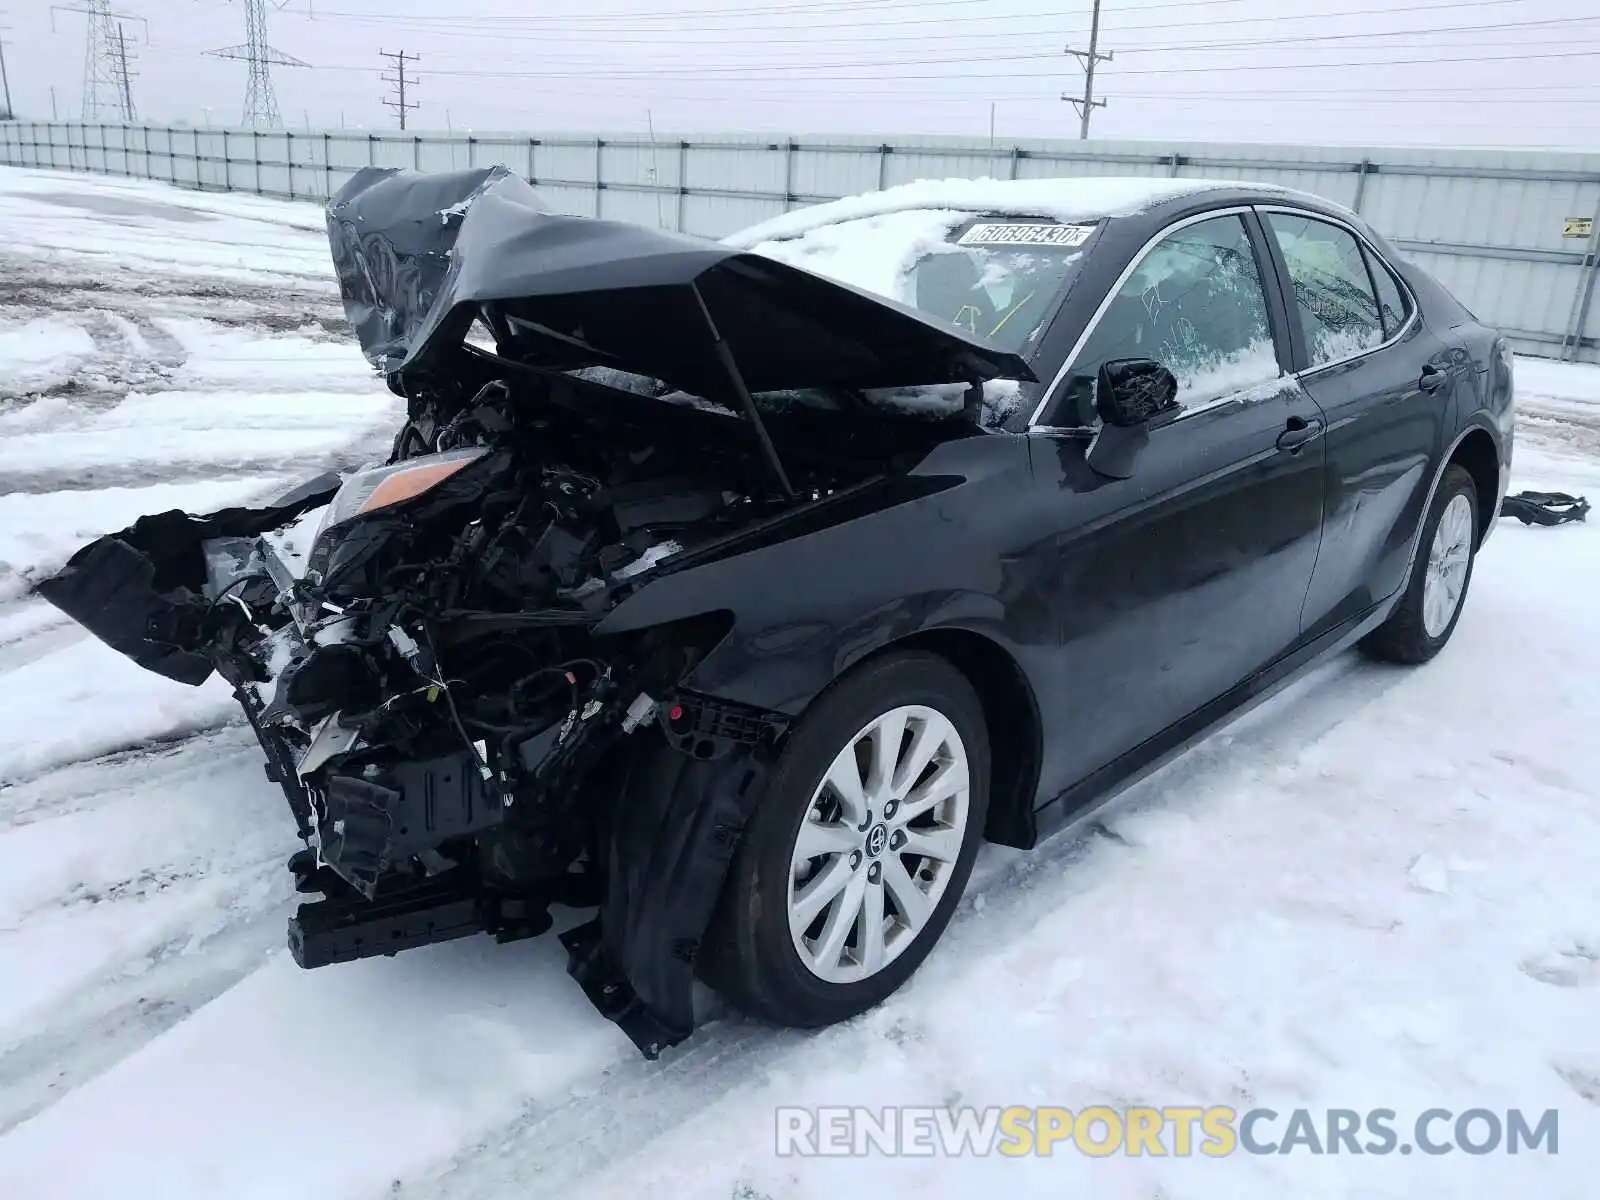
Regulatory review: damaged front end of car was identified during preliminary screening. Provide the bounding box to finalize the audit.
[34,164,1032,1055]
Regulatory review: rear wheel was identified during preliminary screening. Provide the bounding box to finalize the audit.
[700,651,989,1027]
[1360,463,1480,665]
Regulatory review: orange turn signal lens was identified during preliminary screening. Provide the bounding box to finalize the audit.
[358,456,480,516]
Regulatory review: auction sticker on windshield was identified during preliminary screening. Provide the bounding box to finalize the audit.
[957,222,1096,247]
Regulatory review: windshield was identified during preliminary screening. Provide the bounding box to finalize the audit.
[906,221,1095,354]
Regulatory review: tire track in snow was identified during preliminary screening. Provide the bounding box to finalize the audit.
[0,276,346,339]
[1517,404,1600,458]
[0,618,83,679]
[0,730,301,1132]
[1,254,356,415]
[0,904,288,1136]
[0,187,384,1141]
[0,600,70,640]
[409,655,1405,1199]
[0,725,233,828]
[0,442,386,496]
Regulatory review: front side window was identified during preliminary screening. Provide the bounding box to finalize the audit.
[1264,212,1385,367]
[1055,213,1281,425]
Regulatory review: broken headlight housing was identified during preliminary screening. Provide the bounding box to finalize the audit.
[304,447,491,591]
[317,447,489,538]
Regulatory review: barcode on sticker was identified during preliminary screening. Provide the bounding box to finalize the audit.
[957,222,1096,247]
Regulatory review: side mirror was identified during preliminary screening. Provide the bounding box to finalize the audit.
[1084,359,1177,481]
[1096,358,1179,428]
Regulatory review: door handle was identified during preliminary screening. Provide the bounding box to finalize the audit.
[1276,415,1324,453]
[1419,364,1449,393]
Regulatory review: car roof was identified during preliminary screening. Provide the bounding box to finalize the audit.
[723,176,1335,249]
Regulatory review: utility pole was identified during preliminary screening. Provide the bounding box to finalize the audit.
[0,28,12,121]
[1063,0,1112,139]
[111,20,136,121]
[379,48,418,131]
[207,0,309,129]
[51,0,146,122]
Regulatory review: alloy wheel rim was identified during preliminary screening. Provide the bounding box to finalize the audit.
[786,704,970,985]
[1422,492,1474,639]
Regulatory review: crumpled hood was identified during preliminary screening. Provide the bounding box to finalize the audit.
[325,165,546,375]
[325,166,1033,397]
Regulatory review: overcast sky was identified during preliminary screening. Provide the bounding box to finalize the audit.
[4,0,1597,147]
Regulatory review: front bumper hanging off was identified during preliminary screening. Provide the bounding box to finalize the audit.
[280,692,788,1059]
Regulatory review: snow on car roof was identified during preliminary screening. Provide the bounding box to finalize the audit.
[722,175,1290,249]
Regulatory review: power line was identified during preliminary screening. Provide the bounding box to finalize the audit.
[291,0,1539,37]
[324,35,1600,70]
[379,48,419,131]
[194,71,1593,140]
[158,58,1596,107]
[239,44,1600,82]
[260,11,1600,51]
[299,0,1254,27]
[1126,13,1600,54]
[145,33,1600,83]
[253,79,1600,105]
[207,0,308,128]
[1065,0,1111,139]
[296,0,1524,31]
[149,28,1600,69]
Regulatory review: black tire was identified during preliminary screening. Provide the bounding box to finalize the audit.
[1359,463,1480,665]
[699,650,990,1028]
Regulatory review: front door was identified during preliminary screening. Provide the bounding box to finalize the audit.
[1027,210,1328,801]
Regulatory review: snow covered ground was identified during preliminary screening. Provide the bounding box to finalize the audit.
[0,166,1598,1199]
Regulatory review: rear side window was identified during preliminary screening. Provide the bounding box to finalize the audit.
[1364,247,1410,337]
[1263,212,1384,368]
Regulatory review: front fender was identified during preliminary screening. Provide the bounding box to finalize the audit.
[594,433,1050,714]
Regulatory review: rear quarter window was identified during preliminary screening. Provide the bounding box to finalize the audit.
[1363,247,1411,337]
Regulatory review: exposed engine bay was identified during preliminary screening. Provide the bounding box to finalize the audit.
[207,358,966,1051]
[34,164,1035,1054]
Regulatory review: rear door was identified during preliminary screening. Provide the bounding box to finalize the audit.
[1026,209,1328,800]
[1255,207,1460,639]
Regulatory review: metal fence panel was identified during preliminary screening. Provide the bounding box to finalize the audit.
[3,120,1598,362]
[681,191,780,239]
[535,183,597,219]
[368,135,414,171]
[414,138,460,174]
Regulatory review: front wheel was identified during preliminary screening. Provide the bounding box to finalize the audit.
[1360,463,1480,665]
[700,650,990,1028]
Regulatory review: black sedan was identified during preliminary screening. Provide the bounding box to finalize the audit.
[38,166,1513,1057]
